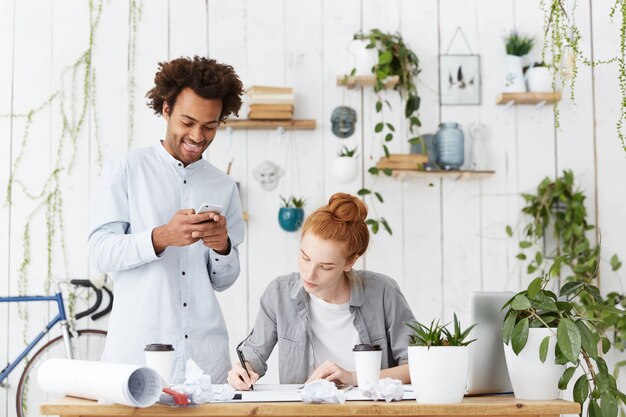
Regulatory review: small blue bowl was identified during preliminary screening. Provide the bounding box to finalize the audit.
[278,207,304,232]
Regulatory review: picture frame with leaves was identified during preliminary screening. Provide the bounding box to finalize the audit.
[439,54,481,105]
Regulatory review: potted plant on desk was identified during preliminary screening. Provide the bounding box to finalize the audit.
[406,314,476,404]
[502,263,626,415]
[278,195,305,232]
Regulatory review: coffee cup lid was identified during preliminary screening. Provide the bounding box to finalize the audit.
[144,343,174,352]
[353,343,381,351]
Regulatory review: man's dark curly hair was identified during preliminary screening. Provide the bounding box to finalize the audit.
[146,56,244,121]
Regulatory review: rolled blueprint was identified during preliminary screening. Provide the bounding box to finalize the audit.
[37,358,161,407]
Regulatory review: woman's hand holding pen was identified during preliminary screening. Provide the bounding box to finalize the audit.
[227,363,259,391]
[305,360,356,386]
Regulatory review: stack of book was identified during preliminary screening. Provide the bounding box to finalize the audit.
[247,86,294,120]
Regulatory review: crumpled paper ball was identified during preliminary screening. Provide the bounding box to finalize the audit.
[301,380,346,404]
[169,359,234,403]
[359,378,404,402]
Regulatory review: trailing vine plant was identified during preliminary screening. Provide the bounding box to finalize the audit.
[127,0,143,149]
[2,0,142,360]
[540,0,626,150]
[342,29,421,235]
[3,1,104,349]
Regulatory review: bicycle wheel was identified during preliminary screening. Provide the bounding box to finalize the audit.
[16,329,107,417]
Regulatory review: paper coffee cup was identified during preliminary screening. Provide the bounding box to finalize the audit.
[353,344,382,388]
[144,344,175,387]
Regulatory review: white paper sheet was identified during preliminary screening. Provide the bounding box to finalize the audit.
[37,358,162,407]
[226,384,416,402]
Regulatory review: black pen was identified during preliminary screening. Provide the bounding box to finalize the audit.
[236,347,254,390]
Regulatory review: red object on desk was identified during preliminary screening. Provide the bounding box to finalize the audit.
[162,388,190,405]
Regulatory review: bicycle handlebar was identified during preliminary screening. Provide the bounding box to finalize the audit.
[92,285,113,321]
[70,279,113,321]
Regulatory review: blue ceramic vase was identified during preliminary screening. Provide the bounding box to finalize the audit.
[278,208,304,232]
[435,122,464,170]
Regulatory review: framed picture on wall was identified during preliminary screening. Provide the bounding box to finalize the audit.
[439,54,481,105]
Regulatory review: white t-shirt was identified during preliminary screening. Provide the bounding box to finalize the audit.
[309,294,360,370]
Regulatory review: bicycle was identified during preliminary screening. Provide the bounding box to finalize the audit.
[0,278,113,417]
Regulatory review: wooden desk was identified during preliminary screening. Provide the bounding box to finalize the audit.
[41,395,580,417]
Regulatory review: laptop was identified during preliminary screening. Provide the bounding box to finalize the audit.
[466,291,515,395]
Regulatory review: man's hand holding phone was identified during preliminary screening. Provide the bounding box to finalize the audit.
[191,203,230,254]
[151,203,230,254]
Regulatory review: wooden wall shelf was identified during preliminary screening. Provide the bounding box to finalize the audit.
[496,92,561,105]
[220,119,316,130]
[336,75,399,89]
[387,169,495,181]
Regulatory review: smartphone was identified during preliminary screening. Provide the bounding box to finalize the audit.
[196,203,223,215]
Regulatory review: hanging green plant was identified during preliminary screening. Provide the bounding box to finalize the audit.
[2,0,142,345]
[540,0,626,150]
[127,0,143,149]
[343,29,421,235]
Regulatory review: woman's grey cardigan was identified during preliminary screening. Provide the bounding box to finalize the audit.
[239,270,416,383]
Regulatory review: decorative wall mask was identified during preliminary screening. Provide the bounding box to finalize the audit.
[331,106,357,138]
[253,160,283,191]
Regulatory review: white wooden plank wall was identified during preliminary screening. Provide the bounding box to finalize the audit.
[1,1,625,415]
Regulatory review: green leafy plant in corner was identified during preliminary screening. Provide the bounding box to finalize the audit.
[279,195,306,209]
[502,265,626,417]
[337,146,357,158]
[407,314,477,348]
[343,29,421,235]
[504,31,535,56]
[506,170,624,350]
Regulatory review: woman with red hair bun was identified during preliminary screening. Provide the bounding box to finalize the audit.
[227,193,415,390]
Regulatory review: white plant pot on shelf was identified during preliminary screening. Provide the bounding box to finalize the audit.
[332,157,359,184]
[526,66,552,92]
[348,39,378,76]
[503,327,564,400]
[408,346,468,404]
[504,54,527,93]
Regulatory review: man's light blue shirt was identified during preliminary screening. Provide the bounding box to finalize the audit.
[88,142,245,383]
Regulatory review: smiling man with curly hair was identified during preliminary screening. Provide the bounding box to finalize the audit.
[88,56,245,383]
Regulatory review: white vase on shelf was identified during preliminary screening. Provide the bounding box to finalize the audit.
[526,66,552,92]
[332,156,359,184]
[504,54,526,93]
[348,39,378,76]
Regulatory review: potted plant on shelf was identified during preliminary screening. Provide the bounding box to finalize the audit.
[501,265,626,415]
[278,195,305,232]
[406,314,476,404]
[332,146,359,184]
[525,61,552,92]
[503,31,534,93]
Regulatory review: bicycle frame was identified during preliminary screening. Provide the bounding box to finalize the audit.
[0,283,73,385]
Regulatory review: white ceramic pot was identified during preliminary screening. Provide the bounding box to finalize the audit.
[348,39,378,76]
[526,66,552,92]
[408,346,468,404]
[503,327,564,400]
[332,157,359,184]
[504,54,526,93]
